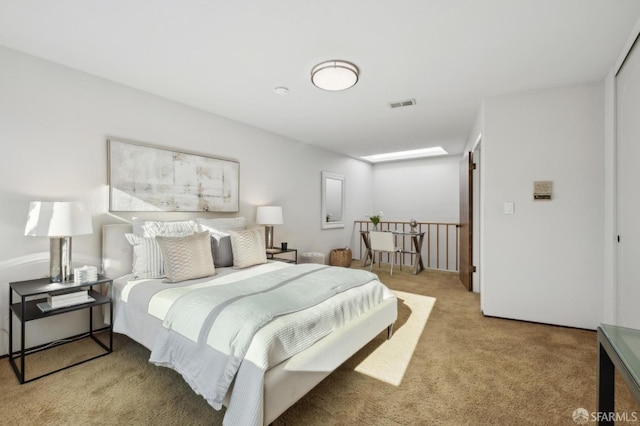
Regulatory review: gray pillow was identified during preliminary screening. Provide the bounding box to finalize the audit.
[209,229,234,267]
[198,224,235,267]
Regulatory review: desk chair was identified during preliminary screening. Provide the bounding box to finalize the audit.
[369,231,402,275]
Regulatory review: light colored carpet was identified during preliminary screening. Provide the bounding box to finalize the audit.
[355,290,435,386]
[1,265,638,425]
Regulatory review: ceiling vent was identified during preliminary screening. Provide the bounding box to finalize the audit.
[389,98,416,109]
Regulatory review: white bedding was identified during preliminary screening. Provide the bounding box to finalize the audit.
[113,261,396,426]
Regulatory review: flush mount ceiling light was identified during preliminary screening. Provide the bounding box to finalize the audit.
[311,60,359,91]
[361,147,448,163]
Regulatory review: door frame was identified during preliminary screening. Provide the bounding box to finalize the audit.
[472,138,482,293]
[459,150,473,291]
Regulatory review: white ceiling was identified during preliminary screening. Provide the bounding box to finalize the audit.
[1,0,639,159]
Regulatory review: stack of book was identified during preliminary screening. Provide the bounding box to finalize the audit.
[37,288,95,312]
[74,265,98,284]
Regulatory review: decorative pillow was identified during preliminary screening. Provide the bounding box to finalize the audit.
[125,233,165,279]
[156,231,216,283]
[195,217,246,232]
[142,219,198,238]
[229,228,267,269]
[131,217,148,235]
[198,225,234,267]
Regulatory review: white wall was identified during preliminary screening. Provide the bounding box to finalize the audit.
[0,46,373,354]
[480,82,604,330]
[371,156,459,223]
[367,156,460,272]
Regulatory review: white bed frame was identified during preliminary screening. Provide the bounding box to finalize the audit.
[102,224,397,425]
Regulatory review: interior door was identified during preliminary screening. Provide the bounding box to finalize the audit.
[616,34,640,329]
[459,151,473,291]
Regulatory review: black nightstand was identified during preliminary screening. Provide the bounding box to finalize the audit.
[266,248,298,264]
[8,276,113,384]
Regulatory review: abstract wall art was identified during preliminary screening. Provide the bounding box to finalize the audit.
[107,139,239,212]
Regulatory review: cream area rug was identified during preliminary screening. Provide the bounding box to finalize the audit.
[354,290,436,386]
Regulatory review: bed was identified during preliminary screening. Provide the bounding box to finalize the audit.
[101,219,397,426]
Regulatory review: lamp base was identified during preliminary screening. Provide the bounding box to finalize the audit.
[50,236,73,283]
[264,226,275,249]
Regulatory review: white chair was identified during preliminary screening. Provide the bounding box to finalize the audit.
[368,231,402,275]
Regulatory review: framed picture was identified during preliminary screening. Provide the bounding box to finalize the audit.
[107,138,239,212]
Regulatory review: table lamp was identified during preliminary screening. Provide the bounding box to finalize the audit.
[256,206,283,249]
[24,201,93,283]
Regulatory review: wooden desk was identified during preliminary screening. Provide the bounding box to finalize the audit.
[360,231,425,275]
[360,231,373,267]
[393,231,425,275]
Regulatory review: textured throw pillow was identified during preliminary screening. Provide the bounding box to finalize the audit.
[142,219,198,238]
[229,228,267,269]
[125,233,165,279]
[156,231,216,282]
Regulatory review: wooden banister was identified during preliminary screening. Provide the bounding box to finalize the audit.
[354,220,459,272]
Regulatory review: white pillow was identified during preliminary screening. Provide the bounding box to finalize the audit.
[156,231,216,283]
[142,220,198,238]
[131,217,148,235]
[131,217,196,235]
[229,228,267,269]
[195,217,246,232]
[125,233,165,279]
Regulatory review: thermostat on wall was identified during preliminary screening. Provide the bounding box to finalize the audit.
[533,181,552,200]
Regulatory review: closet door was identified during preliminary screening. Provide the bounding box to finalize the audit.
[616,35,640,328]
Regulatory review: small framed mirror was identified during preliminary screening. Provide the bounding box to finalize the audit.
[321,171,345,229]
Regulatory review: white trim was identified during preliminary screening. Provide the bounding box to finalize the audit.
[603,67,617,325]
[605,15,640,325]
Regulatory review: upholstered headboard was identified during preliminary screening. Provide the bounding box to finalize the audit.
[102,224,133,279]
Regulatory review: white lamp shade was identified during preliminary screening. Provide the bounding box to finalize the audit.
[256,206,283,225]
[25,201,93,237]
